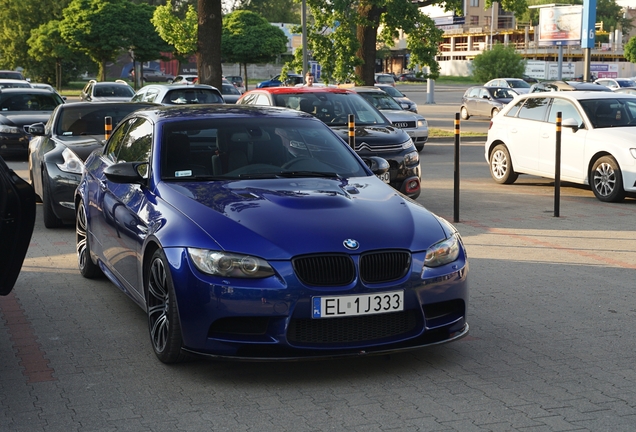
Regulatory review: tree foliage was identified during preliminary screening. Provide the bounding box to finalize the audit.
[471,43,525,82]
[221,10,288,87]
[625,36,636,64]
[235,0,300,24]
[286,0,444,85]
[152,0,198,60]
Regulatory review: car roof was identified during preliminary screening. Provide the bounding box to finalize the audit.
[0,88,58,94]
[521,91,636,101]
[351,86,386,93]
[138,84,217,90]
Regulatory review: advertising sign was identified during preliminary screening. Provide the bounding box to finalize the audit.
[538,6,583,46]
[525,61,546,80]
[548,63,575,79]
[591,63,618,79]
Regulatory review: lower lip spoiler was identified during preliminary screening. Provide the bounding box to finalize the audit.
[181,323,469,362]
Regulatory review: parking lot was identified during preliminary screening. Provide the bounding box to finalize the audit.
[3,90,636,431]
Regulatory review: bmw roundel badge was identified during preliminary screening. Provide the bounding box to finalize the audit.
[343,239,359,250]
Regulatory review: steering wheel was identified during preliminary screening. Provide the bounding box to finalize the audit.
[330,114,350,124]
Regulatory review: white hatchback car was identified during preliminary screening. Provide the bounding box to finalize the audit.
[485,92,636,202]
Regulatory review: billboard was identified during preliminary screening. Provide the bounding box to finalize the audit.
[538,6,583,46]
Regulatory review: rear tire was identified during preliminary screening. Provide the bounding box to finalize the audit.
[460,106,470,120]
[489,144,518,184]
[590,156,625,202]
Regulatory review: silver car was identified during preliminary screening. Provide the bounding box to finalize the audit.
[354,86,428,151]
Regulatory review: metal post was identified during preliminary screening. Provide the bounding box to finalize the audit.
[554,112,562,217]
[454,113,460,223]
[105,116,113,141]
[302,0,308,78]
[426,79,435,104]
[557,45,563,80]
[348,114,355,150]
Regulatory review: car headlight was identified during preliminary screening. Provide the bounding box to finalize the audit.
[0,125,20,134]
[188,248,275,278]
[400,138,415,150]
[424,234,461,268]
[404,150,419,165]
[400,102,410,109]
[57,147,84,174]
[417,119,427,128]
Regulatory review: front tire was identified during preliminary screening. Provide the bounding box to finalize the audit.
[591,156,625,202]
[42,173,63,228]
[76,200,103,278]
[489,144,518,184]
[146,249,186,364]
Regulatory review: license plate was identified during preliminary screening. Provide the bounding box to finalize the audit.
[312,291,404,318]
[376,172,390,183]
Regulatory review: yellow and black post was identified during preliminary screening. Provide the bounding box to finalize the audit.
[104,116,113,141]
[554,111,562,217]
[454,113,460,223]
[348,114,355,150]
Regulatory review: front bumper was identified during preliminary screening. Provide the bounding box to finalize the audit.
[0,134,30,156]
[44,162,82,223]
[164,247,468,360]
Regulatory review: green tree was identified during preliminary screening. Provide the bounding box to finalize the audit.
[197,0,223,89]
[152,0,198,72]
[60,0,168,81]
[236,0,300,24]
[0,0,71,74]
[471,43,526,82]
[27,20,94,87]
[624,36,636,64]
[288,0,445,85]
[221,10,288,89]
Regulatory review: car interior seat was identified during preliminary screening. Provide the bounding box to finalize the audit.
[249,133,288,167]
[211,131,249,175]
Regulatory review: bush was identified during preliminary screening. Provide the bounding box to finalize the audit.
[471,43,525,83]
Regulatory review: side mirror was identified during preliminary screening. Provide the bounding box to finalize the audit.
[362,156,389,175]
[104,162,147,185]
[562,118,580,132]
[28,123,46,136]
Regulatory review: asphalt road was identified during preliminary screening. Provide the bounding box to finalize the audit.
[3,135,636,430]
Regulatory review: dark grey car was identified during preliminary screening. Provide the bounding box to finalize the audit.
[460,86,517,119]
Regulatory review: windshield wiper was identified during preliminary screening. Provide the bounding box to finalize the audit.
[277,171,341,179]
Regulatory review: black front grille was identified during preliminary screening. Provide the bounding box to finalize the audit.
[288,310,418,344]
[392,121,416,128]
[293,254,355,286]
[360,251,410,283]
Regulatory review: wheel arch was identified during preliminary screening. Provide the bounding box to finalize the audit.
[141,239,162,310]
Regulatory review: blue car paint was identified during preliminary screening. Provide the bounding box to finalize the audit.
[76,105,468,360]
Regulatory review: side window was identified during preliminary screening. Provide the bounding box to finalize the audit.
[468,88,480,98]
[103,119,133,162]
[479,88,490,99]
[239,93,256,105]
[131,92,145,102]
[548,99,584,125]
[116,118,153,164]
[517,97,550,121]
[143,89,159,103]
[505,100,525,118]
[254,94,271,105]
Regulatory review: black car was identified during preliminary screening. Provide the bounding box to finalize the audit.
[221,83,241,103]
[529,81,612,93]
[0,156,35,295]
[460,86,517,119]
[131,84,224,105]
[397,73,427,83]
[28,101,157,227]
[237,86,421,199]
[0,88,65,157]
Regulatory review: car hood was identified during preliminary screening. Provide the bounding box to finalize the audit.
[378,110,424,122]
[92,97,133,102]
[58,135,105,161]
[0,112,53,127]
[159,178,446,258]
[330,125,410,146]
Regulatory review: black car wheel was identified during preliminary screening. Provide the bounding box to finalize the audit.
[76,200,103,278]
[591,156,625,202]
[489,144,518,184]
[460,106,470,120]
[42,172,63,228]
[146,249,186,364]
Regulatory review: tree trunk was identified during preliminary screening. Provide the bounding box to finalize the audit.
[99,60,106,82]
[197,0,223,89]
[243,63,248,91]
[355,3,382,86]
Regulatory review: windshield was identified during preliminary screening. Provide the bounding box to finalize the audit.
[0,92,63,111]
[618,80,636,88]
[272,92,388,126]
[94,85,134,98]
[163,89,224,104]
[380,86,403,98]
[161,117,369,180]
[509,80,531,89]
[357,92,403,110]
[579,98,636,128]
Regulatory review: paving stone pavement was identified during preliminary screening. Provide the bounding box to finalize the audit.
[2,141,636,431]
